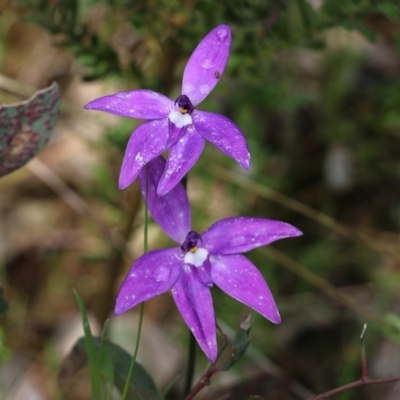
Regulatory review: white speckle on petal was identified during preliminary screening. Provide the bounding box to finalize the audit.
[154,266,171,283]
[135,152,143,163]
[216,29,228,41]
[182,83,195,95]
[201,59,214,70]
[169,110,192,128]
[199,84,210,94]
[116,92,130,99]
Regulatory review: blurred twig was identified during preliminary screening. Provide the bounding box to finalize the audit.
[217,319,314,399]
[309,324,400,399]
[0,73,85,116]
[27,158,128,253]
[262,246,383,324]
[211,165,400,260]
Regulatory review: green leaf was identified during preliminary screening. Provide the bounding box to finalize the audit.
[74,290,103,400]
[0,82,60,178]
[222,314,251,371]
[0,287,8,317]
[383,313,400,343]
[376,3,400,19]
[62,337,163,400]
[99,320,114,398]
[106,339,162,400]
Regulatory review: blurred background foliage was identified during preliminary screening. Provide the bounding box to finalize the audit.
[1,0,400,399]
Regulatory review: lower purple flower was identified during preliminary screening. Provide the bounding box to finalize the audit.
[114,156,302,362]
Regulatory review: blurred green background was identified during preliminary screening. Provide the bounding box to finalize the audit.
[1,1,400,399]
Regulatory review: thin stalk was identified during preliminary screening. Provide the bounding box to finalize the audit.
[121,167,149,400]
[182,332,197,398]
[163,375,181,398]
[181,172,196,398]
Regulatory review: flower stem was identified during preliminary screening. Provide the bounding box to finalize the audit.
[121,166,149,400]
[180,172,196,398]
[182,331,196,398]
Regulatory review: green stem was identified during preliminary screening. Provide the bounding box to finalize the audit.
[121,166,149,400]
[182,332,197,398]
[181,171,196,398]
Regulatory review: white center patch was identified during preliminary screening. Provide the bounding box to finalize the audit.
[169,110,192,128]
[184,248,209,267]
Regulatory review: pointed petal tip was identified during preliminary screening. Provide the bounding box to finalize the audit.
[211,24,231,39]
[208,352,218,364]
[83,101,95,110]
[118,172,132,189]
[118,178,130,190]
[271,313,282,324]
[291,226,304,238]
[114,304,127,316]
[263,308,281,324]
[200,341,218,364]
[156,184,170,197]
[241,154,251,170]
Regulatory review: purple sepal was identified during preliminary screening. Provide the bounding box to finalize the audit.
[119,119,169,190]
[139,155,191,244]
[114,248,182,315]
[210,254,281,323]
[182,24,231,107]
[84,89,173,120]
[193,111,250,169]
[171,265,218,363]
[157,126,205,196]
[202,217,303,255]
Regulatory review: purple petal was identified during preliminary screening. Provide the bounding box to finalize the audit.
[84,90,173,119]
[167,119,189,147]
[182,24,231,106]
[192,256,213,287]
[171,265,217,362]
[202,217,302,255]
[193,111,250,169]
[114,248,182,315]
[211,254,280,323]
[157,126,205,196]
[139,156,191,244]
[119,119,169,190]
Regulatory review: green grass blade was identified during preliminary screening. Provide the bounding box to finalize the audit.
[74,289,103,400]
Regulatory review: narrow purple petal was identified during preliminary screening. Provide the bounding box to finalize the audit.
[167,120,189,147]
[202,217,302,255]
[119,119,169,190]
[139,155,191,244]
[192,256,213,287]
[114,248,182,315]
[193,111,250,169]
[84,90,173,119]
[157,126,205,196]
[182,24,231,106]
[210,254,281,323]
[171,265,217,362]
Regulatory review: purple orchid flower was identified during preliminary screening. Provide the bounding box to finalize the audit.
[84,25,250,196]
[114,156,302,362]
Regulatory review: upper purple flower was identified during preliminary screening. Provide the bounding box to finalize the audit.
[114,156,302,362]
[84,25,250,196]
